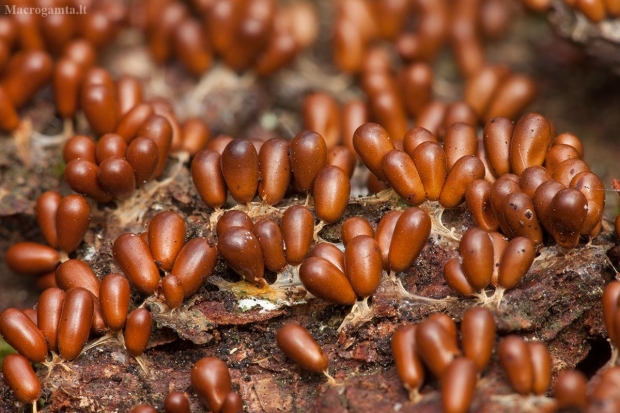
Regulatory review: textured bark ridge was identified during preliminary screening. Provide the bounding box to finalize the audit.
[0,158,616,412]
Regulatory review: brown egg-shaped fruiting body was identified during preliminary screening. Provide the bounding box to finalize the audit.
[148,211,186,272]
[221,139,259,203]
[56,194,91,253]
[309,243,346,274]
[443,123,478,170]
[353,123,395,181]
[97,156,137,201]
[415,318,460,379]
[55,259,101,298]
[57,287,94,361]
[253,26,298,77]
[221,392,244,413]
[341,99,368,155]
[603,282,620,346]
[439,156,485,209]
[483,74,536,122]
[498,237,535,290]
[1,50,53,109]
[441,358,478,413]
[174,17,213,76]
[510,113,551,176]
[465,65,509,117]
[181,117,210,156]
[206,135,234,154]
[528,341,551,395]
[461,307,496,372]
[35,190,62,248]
[192,150,227,209]
[116,103,154,143]
[191,357,232,413]
[113,233,160,294]
[543,188,588,249]
[289,130,328,193]
[459,228,494,290]
[19,309,35,326]
[124,308,152,357]
[99,273,131,331]
[375,211,402,269]
[554,370,588,410]
[553,132,584,158]
[138,114,173,178]
[5,242,60,275]
[342,217,374,247]
[519,166,550,198]
[381,150,426,206]
[216,210,253,239]
[164,391,191,413]
[126,137,159,187]
[403,127,438,158]
[345,235,383,297]
[276,323,329,373]
[427,314,458,344]
[388,207,431,273]
[63,135,97,164]
[91,297,108,336]
[571,171,605,236]
[498,335,533,395]
[258,138,291,205]
[162,274,185,309]
[327,145,356,178]
[0,308,48,363]
[171,237,218,297]
[116,76,143,117]
[589,367,620,411]
[399,63,433,117]
[64,159,113,202]
[490,174,521,236]
[501,192,543,245]
[412,141,446,201]
[253,218,287,273]
[0,86,19,132]
[332,17,364,73]
[443,257,476,297]
[37,287,65,353]
[369,90,408,144]
[281,205,315,265]
[299,257,357,305]
[483,117,513,177]
[96,133,128,164]
[302,92,341,149]
[391,324,425,396]
[131,405,157,413]
[466,179,498,232]
[218,227,265,285]
[313,165,351,223]
[2,354,41,405]
[532,179,565,224]
[366,172,391,194]
[80,82,119,136]
[545,144,580,175]
[553,158,590,188]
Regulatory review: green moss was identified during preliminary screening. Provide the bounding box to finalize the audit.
[0,337,16,363]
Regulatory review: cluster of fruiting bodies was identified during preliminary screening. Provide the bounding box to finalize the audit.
[0,0,617,412]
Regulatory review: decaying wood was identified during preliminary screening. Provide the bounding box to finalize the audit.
[0,154,617,411]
